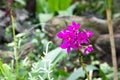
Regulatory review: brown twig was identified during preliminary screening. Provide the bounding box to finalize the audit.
[106,5,118,80]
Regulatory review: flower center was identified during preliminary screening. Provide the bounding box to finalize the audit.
[73,28,75,30]
[68,37,71,40]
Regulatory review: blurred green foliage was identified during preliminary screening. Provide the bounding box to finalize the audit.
[48,0,72,12]
[36,0,72,13]
[36,0,48,13]
[0,0,120,80]
[74,0,106,18]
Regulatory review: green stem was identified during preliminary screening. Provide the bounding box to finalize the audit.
[8,1,19,78]
[78,50,90,80]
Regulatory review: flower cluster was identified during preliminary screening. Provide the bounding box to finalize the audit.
[57,21,93,54]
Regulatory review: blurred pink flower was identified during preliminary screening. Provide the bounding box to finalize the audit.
[57,21,93,54]
[67,21,80,32]
[84,45,93,54]
[57,30,78,53]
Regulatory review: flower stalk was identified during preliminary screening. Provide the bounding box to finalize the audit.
[78,50,90,80]
[57,21,93,80]
[7,0,19,78]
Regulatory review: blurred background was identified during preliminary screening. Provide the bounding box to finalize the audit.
[0,0,120,80]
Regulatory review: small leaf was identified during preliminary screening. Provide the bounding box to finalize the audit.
[38,13,53,27]
[86,65,98,71]
[100,63,113,74]
[67,67,85,80]
[48,0,72,12]
[67,65,98,80]
[15,0,26,6]
[99,70,108,80]
[36,0,48,13]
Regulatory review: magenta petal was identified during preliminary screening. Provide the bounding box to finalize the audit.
[88,46,93,52]
[87,31,93,37]
[72,45,78,50]
[72,21,80,28]
[67,25,73,31]
[76,24,80,29]
[72,21,76,26]
[60,43,67,49]
[84,45,93,54]
[83,29,93,38]
[57,21,93,54]
[57,32,63,38]
[67,47,71,54]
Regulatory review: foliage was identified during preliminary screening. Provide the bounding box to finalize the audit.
[48,0,72,12]
[0,42,67,80]
[67,65,97,80]
[0,59,29,80]
[14,0,26,6]
[28,42,66,80]
[36,0,72,13]
[36,0,48,13]
[0,0,120,80]
[36,0,77,26]
[74,0,106,18]
[0,61,13,80]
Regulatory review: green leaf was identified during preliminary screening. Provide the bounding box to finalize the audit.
[38,13,53,27]
[44,47,66,65]
[58,2,78,16]
[36,0,48,13]
[15,0,26,6]
[104,71,120,80]
[100,63,113,74]
[100,63,113,80]
[67,67,85,80]
[66,2,78,15]
[48,0,72,12]
[86,65,98,71]
[99,70,108,80]
[67,65,97,80]
[0,61,13,80]
[57,70,69,76]
[29,47,67,79]
[59,0,72,10]
[48,0,59,12]
[38,13,53,23]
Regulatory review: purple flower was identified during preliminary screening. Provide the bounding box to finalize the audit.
[83,29,93,38]
[57,21,93,54]
[84,45,93,54]
[67,21,80,32]
[77,32,89,44]
[57,30,77,53]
